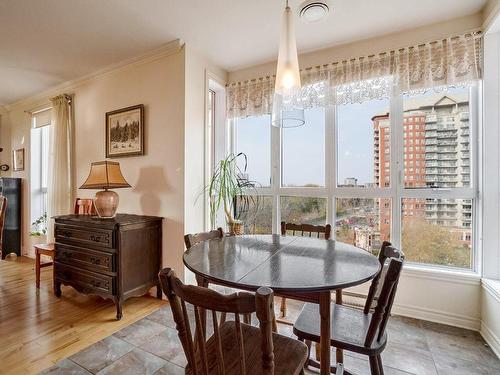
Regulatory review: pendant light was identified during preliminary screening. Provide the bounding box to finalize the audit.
[272,0,305,128]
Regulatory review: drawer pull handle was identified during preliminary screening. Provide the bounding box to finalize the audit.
[90,235,102,242]
[89,257,101,265]
[90,280,102,288]
[61,231,71,238]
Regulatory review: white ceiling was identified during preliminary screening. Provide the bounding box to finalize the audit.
[0,0,487,106]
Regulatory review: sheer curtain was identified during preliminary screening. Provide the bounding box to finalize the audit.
[226,31,482,118]
[47,94,73,241]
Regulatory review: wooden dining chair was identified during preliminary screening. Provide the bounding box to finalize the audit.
[279,222,333,319]
[184,227,224,250]
[0,196,7,259]
[158,267,308,375]
[35,198,95,289]
[293,245,405,375]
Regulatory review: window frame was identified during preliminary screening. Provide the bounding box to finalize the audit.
[230,82,481,273]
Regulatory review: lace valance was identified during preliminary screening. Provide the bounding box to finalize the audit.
[227,31,482,118]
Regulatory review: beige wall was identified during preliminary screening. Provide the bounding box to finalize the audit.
[229,13,483,82]
[2,43,227,280]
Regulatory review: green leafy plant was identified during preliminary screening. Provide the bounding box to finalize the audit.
[29,213,47,237]
[206,153,260,230]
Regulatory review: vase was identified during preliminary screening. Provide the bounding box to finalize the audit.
[228,220,244,235]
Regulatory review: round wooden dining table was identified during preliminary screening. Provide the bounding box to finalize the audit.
[183,234,381,375]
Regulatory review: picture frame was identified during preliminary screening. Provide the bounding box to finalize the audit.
[105,104,145,158]
[12,148,24,171]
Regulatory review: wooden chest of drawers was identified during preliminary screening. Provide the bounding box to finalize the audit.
[53,214,163,320]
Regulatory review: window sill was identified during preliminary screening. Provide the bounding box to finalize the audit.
[402,263,481,285]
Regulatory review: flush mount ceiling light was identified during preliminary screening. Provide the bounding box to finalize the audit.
[272,0,305,128]
[299,1,330,23]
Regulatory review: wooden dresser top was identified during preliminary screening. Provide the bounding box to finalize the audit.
[54,214,163,229]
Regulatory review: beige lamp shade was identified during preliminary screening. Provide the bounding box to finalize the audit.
[80,161,131,190]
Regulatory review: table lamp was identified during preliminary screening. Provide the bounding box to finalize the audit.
[80,161,131,218]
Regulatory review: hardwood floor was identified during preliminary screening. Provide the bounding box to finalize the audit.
[0,256,166,375]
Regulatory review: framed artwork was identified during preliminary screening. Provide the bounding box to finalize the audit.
[13,148,24,171]
[105,104,144,158]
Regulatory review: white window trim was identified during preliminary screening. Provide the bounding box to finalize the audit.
[230,83,481,275]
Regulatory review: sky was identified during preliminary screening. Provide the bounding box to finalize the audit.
[236,87,469,187]
[236,101,388,187]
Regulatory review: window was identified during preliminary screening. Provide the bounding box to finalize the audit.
[234,115,271,187]
[282,108,325,187]
[30,108,51,231]
[230,82,479,270]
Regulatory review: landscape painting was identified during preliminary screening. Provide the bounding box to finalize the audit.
[106,104,144,158]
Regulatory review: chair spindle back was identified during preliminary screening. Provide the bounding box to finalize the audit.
[364,258,403,347]
[280,222,331,239]
[158,268,276,375]
[364,241,404,314]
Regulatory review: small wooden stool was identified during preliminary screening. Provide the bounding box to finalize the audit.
[35,243,55,289]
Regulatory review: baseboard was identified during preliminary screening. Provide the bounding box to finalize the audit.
[481,321,500,359]
[343,294,480,331]
[392,302,480,331]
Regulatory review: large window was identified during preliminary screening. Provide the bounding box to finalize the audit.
[30,108,51,232]
[232,83,479,270]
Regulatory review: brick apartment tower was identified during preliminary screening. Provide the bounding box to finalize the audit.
[373,95,472,247]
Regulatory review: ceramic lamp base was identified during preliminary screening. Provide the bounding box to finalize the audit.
[94,190,119,218]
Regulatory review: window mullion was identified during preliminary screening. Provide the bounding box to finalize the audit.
[391,85,404,249]
[271,120,281,234]
[326,105,335,228]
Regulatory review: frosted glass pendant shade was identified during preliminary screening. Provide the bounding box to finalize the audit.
[272,93,305,128]
[275,5,301,96]
[272,3,304,128]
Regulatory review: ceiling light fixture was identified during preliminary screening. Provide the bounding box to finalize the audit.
[272,0,305,128]
[299,1,330,23]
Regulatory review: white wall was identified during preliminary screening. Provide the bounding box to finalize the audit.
[2,41,227,281]
[481,279,500,358]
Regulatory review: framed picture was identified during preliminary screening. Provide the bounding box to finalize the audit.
[12,148,24,171]
[105,104,144,158]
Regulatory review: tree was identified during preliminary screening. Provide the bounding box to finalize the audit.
[401,219,470,268]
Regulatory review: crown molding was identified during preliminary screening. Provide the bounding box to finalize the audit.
[4,39,184,112]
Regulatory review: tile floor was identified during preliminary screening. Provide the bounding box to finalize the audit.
[40,300,500,375]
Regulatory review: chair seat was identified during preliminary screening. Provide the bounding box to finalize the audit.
[293,303,387,356]
[187,321,308,375]
[34,243,55,256]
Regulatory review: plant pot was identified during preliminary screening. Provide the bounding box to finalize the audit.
[31,235,47,246]
[228,221,245,236]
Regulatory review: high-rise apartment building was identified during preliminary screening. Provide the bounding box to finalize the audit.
[373,94,472,246]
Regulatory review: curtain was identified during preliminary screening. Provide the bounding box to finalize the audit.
[227,31,482,118]
[47,94,73,241]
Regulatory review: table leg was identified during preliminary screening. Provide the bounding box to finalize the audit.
[319,291,331,375]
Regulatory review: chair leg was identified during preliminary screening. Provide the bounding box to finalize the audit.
[280,297,287,318]
[376,354,384,375]
[35,250,41,289]
[369,356,380,375]
[315,342,321,361]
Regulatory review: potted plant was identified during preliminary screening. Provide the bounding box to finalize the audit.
[30,213,48,244]
[207,153,259,235]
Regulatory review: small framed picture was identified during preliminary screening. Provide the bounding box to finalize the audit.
[13,148,24,171]
[106,104,145,158]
